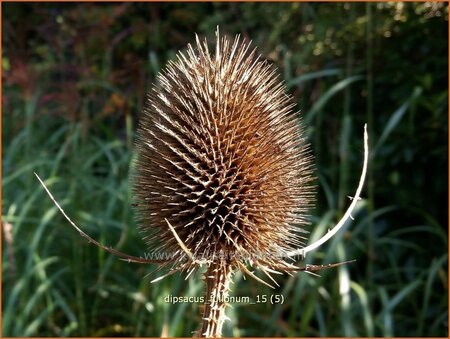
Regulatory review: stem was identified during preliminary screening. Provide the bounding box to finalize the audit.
[200,262,234,338]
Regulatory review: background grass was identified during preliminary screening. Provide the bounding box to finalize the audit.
[2,2,448,337]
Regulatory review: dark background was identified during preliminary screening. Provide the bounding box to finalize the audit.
[2,2,448,337]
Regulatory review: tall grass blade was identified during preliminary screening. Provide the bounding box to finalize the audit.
[373,86,422,156]
[287,69,342,88]
[305,75,363,125]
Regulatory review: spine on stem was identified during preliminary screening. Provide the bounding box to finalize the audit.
[200,263,234,338]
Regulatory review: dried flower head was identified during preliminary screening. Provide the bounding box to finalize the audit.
[35,28,368,339]
[133,30,315,279]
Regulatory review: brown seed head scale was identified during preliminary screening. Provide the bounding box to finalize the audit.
[133,30,315,336]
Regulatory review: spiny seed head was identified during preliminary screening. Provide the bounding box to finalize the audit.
[133,30,315,275]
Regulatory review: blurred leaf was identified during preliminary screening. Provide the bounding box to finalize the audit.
[305,75,363,125]
[373,86,423,156]
[286,68,342,88]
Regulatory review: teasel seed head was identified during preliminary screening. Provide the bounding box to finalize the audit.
[133,29,315,278]
[35,26,368,339]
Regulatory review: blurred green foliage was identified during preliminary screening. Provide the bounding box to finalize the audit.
[2,2,448,337]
